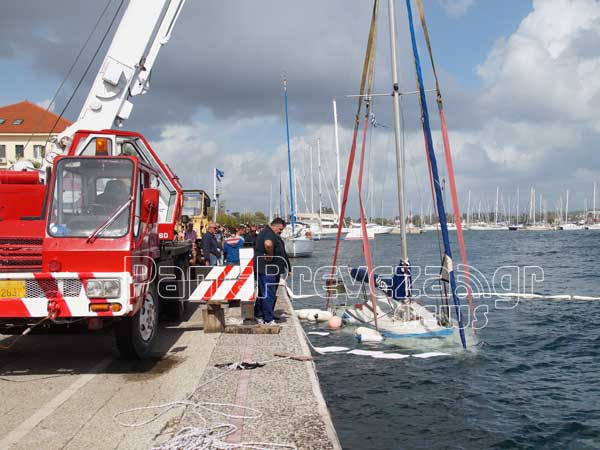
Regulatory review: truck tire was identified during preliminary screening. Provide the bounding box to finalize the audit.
[164,295,186,321]
[160,271,187,321]
[114,285,159,359]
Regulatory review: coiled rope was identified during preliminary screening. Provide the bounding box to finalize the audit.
[114,356,297,450]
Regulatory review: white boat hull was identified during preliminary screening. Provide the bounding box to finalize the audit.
[284,237,314,257]
[341,298,453,340]
[345,227,375,240]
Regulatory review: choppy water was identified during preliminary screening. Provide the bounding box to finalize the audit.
[291,231,600,450]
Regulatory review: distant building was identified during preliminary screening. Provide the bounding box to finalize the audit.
[0,101,72,168]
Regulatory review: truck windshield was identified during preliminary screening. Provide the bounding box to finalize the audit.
[48,158,134,238]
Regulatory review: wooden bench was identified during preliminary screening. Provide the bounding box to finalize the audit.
[201,300,256,333]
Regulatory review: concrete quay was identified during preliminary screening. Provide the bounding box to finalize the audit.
[0,289,341,450]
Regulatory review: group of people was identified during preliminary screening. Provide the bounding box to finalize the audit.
[177,222,261,266]
[176,218,291,326]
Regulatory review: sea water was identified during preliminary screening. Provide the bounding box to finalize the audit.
[291,231,600,450]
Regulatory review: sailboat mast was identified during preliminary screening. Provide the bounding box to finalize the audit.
[317,137,323,224]
[333,99,342,221]
[279,175,283,218]
[269,183,273,222]
[594,182,597,222]
[565,189,569,223]
[310,144,314,215]
[516,187,520,224]
[387,0,408,263]
[466,190,471,227]
[294,167,298,219]
[283,78,296,230]
[495,186,499,225]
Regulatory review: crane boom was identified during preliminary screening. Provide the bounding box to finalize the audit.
[47,0,185,161]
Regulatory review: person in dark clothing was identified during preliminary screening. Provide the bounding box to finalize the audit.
[201,223,221,266]
[242,225,257,248]
[254,218,291,325]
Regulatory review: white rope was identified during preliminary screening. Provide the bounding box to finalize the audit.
[114,358,297,450]
[426,292,600,301]
[279,279,315,300]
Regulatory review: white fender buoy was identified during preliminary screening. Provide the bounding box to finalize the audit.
[296,309,319,320]
[311,310,333,323]
[355,326,384,343]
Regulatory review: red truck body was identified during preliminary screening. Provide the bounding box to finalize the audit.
[0,130,190,358]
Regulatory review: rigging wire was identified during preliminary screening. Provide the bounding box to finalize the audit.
[22,0,115,158]
[46,0,127,148]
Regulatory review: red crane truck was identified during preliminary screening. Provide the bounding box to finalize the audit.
[0,0,194,358]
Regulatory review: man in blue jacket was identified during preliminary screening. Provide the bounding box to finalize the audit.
[223,226,246,264]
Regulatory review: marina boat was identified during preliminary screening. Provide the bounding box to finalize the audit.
[350,222,392,234]
[344,226,375,240]
[524,224,553,231]
[282,226,314,257]
[558,223,583,230]
[309,220,348,240]
[406,223,423,234]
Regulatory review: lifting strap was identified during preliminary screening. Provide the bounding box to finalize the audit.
[405,0,467,349]
[326,0,380,321]
[415,0,475,327]
[356,26,379,327]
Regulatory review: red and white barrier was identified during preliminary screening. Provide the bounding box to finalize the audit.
[189,248,255,302]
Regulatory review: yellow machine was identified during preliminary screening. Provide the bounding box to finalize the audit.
[180,189,211,237]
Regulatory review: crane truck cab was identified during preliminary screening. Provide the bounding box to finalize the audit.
[0,131,191,359]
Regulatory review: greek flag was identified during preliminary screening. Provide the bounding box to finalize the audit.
[370,112,387,128]
[216,168,224,182]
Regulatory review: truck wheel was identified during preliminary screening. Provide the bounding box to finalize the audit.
[164,296,186,321]
[115,285,159,359]
[161,277,187,321]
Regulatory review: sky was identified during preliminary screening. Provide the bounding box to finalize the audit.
[1,0,600,218]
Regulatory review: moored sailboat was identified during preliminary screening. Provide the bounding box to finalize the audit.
[281,78,313,257]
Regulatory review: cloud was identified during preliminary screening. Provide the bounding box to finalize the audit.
[476,0,600,124]
[3,0,600,215]
[437,0,476,18]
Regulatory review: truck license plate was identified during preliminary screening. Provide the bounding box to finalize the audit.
[0,281,26,299]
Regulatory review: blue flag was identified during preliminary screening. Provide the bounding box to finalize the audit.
[216,168,224,182]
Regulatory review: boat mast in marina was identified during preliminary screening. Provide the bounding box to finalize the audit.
[317,138,323,224]
[333,99,342,222]
[388,0,408,263]
[283,78,296,231]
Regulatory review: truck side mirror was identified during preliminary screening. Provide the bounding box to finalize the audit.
[141,188,159,223]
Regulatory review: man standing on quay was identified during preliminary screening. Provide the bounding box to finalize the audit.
[254,218,290,325]
[201,223,221,266]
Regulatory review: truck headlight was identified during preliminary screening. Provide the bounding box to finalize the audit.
[86,279,121,299]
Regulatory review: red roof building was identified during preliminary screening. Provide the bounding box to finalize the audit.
[0,100,72,167]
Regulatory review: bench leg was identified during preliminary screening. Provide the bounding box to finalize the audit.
[241,302,255,323]
[202,304,225,333]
